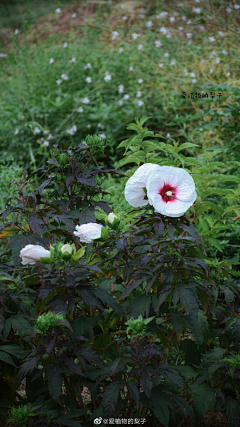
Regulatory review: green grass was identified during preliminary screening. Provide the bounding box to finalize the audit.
[1,0,240,261]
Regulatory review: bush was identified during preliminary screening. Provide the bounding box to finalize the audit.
[0,120,240,426]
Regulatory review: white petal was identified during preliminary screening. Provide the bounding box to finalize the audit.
[146,166,196,217]
[125,163,160,207]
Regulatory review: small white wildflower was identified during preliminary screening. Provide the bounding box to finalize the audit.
[132,33,139,40]
[222,49,227,54]
[77,107,84,112]
[189,72,195,77]
[138,14,145,19]
[183,69,188,76]
[49,58,54,64]
[214,57,220,64]
[170,59,176,66]
[84,63,92,69]
[119,47,124,53]
[178,26,183,31]
[66,125,77,135]
[123,94,130,100]
[43,130,50,135]
[209,69,214,74]
[118,99,124,106]
[158,63,164,67]
[87,124,91,129]
[200,59,205,64]
[137,100,144,107]
[182,16,186,21]
[193,7,201,13]
[226,72,230,76]
[61,73,68,80]
[0,53,7,57]
[234,4,240,9]
[63,42,68,48]
[226,7,232,13]
[14,29,19,35]
[97,123,102,128]
[122,16,128,20]
[138,44,143,50]
[186,20,192,24]
[129,66,134,71]
[72,13,77,18]
[169,16,175,22]
[186,33,192,38]
[136,91,142,97]
[55,8,61,13]
[218,31,224,36]
[82,97,90,104]
[48,133,54,140]
[156,12,168,19]
[154,40,162,47]
[104,73,111,82]
[85,77,92,83]
[112,31,119,40]
[159,27,167,35]
[99,133,106,139]
[166,34,172,38]
[120,3,125,8]
[138,78,143,83]
[192,78,197,83]
[195,0,201,2]
[34,127,41,134]
[166,133,171,138]
[208,36,215,42]
[43,141,49,147]
[69,57,76,63]
[146,21,153,28]
[14,128,19,135]
[163,52,169,57]
[118,84,124,94]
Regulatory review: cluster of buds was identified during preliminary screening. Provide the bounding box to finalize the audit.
[85,134,105,154]
[8,405,34,426]
[35,311,65,334]
[125,315,155,338]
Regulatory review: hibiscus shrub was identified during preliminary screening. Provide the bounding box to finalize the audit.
[0,120,240,427]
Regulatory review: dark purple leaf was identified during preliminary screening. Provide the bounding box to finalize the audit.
[28,214,43,237]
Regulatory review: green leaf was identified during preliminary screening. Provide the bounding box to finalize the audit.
[139,116,151,126]
[177,143,200,152]
[192,383,216,420]
[208,237,223,252]
[116,153,146,169]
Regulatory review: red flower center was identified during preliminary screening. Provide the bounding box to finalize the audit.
[159,184,177,203]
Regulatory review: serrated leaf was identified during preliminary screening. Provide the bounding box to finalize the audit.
[140,371,152,399]
[151,389,170,427]
[208,237,223,252]
[177,143,200,152]
[116,153,145,169]
[127,381,139,406]
[102,381,123,417]
[192,383,216,420]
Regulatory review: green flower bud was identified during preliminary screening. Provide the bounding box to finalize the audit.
[106,212,120,230]
[10,405,32,424]
[35,311,65,334]
[58,153,69,167]
[100,226,110,241]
